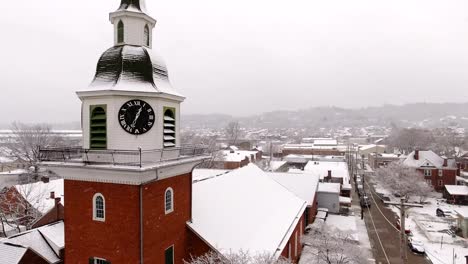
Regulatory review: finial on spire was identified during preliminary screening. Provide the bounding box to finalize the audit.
[118,0,146,13]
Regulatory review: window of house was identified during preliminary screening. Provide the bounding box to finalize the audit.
[144,24,150,46]
[426,179,432,185]
[165,245,174,264]
[163,108,176,148]
[93,193,105,221]
[165,188,174,214]
[90,105,107,149]
[117,20,124,43]
[424,169,431,177]
[90,258,109,264]
[438,170,443,177]
[438,180,443,186]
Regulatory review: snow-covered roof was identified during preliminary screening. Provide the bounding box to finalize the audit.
[268,161,287,171]
[313,139,337,146]
[318,183,341,194]
[5,221,64,263]
[0,169,27,175]
[14,179,64,214]
[117,0,147,13]
[325,214,358,240]
[403,150,457,169]
[444,185,468,196]
[79,45,183,98]
[267,172,320,206]
[339,196,352,204]
[0,242,28,264]
[455,208,468,218]
[218,150,259,162]
[192,169,229,181]
[304,161,350,182]
[189,164,307,259]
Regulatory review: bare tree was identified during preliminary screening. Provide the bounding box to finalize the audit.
[225,121,241,146]
[0,182,50,236]
[186,250,291,264]
[301,225,368,264]
[387,128,433,154]
[4,122,65,176]
[375,162,433,201]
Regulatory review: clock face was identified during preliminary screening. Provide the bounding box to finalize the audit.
[118,99,155,135]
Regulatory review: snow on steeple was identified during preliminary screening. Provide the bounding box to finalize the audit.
[117,0,147,13]
[109,0,156,48]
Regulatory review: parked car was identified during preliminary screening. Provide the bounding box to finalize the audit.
[436,208,454,218]
[396,219,411,234]
[379,194,391,203]
[360,195,371,208]
[408,237,425,254]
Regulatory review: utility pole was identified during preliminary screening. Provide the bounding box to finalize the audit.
[385,198,423,264]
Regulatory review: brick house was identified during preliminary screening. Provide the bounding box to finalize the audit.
[403,150,459,191]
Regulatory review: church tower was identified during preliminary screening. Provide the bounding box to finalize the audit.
[41,1,208,263]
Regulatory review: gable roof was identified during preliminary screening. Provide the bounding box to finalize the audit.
[0,242,28,264]
[14,179,64,214]
[5,221,64,263]
[189,164,307,259]
[267,172,320,206]
[403,150,457,169]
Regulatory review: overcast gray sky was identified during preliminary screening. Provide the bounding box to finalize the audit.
[1,0,468,123]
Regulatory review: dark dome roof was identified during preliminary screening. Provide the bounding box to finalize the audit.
[118,0,146,13]
[91,45,168,88]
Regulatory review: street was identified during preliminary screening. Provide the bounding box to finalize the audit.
[356,173,431,264]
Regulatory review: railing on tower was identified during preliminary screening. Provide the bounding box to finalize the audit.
[39,145,208,168]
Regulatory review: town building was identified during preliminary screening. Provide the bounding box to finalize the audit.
[35,1,309,263]
[368,153,405,169]
[282,138,347,157]
[403,150,459,191]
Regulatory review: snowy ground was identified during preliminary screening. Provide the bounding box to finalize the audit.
[371,180,468,264]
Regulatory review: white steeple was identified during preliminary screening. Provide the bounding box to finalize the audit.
[109,0,156,48]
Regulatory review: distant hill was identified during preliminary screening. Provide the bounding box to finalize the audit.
[182,102,468,129]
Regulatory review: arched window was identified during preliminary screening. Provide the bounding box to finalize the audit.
[117,20,124,43]
[93,193,105,221]
[165,188,174,214]
[90,105,107,149]
[144,24,150,46]
[163,108,176,148]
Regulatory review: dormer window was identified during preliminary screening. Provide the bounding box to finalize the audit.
[144,25,150,46]
[117,20,124,43]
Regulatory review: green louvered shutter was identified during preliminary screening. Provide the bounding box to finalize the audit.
[90,105,107,149]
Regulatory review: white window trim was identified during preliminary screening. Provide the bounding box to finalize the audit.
[93,193,105,222]
[424,169,432,177]
[165,245,174,264]
[93,257,107,264]
[165,187,174,214]
[438,170,443,177]
[438,180,443,186]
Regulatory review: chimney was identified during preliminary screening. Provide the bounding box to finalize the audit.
[465,255,468,264]
[414,149,419,160]
[443,158,448,167]
[50,191,55,199]
[325,170,332,182]
[54,197,62,221]
[328,170,332,178]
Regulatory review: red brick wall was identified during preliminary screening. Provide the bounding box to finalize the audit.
[186,228,212,261]
[280,213,305,263]
[31,203,64,229]
[19,249,49,264]
[142,173,192,264]
[417,168,457,191]
[64,180,141,263]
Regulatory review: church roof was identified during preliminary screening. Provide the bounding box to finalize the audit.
[117,0,146,13]
[83,45,182,97]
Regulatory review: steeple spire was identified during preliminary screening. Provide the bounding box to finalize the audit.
[109,0,156,47]
[118,0,147,13]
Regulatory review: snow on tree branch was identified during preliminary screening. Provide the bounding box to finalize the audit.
[186,250,291,264]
